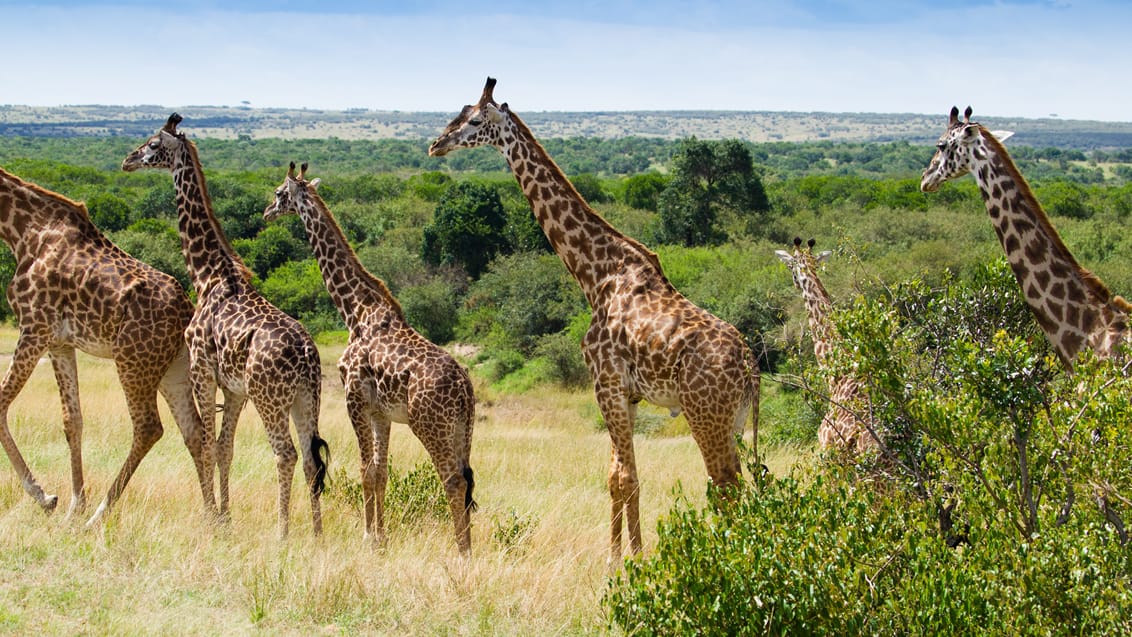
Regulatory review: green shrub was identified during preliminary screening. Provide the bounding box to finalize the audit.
[532,331,590,388]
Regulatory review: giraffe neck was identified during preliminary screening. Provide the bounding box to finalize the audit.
[0,168,102,254]
[297,194,404,334]
[973,127,1120,365]
[498,112,669,307]
[169,140,252,296]
[799,271,838,368]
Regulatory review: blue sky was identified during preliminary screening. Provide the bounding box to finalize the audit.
[2,1,1129,121]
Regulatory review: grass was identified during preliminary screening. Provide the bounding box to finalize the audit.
[0,325,800,635]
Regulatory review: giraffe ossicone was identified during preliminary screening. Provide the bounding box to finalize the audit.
[430,77,760,564]
[265,161,478,554]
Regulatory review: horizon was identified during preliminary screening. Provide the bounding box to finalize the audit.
[1,1,1130,123]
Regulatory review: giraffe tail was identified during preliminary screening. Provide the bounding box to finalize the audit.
[310,433,330,497]
[463,465,478,513]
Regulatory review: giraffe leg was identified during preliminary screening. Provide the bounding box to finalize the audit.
[0,329,58,512]
[257,403,296,539]
[290,387,325,536]
[416,426,472,555]
[158,347,217,517]
[189,354,221,517]
[368,416,392,548]
[85,359,166,528]
[599,392,640,565]
[215,391,246,522]
[344,384,385,547]
[47,347,87,519]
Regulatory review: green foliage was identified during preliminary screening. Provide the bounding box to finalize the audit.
[459,251,586,354]
[398,279,460,344]
[257,259,339,330]
[235,224,309,280]
[86,192,133,232]
[422,181,509,279]
[568,172,610,203]
[656,138,769,246]
[490,508,539,555]
[109,219,191,291]
[621,171,670,211]
[1033,181,1093,219]
[327,462,450,527]
[606,260,1132,635]
[532,329,591,388]
[405,171,452,202]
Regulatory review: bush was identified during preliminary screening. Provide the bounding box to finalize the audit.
[533,330,590,388]
[399,279,460,344]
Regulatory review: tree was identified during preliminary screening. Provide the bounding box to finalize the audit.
[569,172,610,203]
[622,172,670,211]
[421,181,509,280]
[86,192,133,232]
[656,138,770,246]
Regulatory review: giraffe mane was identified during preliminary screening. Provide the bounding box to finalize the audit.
[978,125,1115,306]
[504,108,670,279]
[0,167,96,226]
[180,137,255,283]
[304,186,405,319]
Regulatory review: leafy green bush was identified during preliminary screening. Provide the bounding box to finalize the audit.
[532,330,590,388]
[399,279,460,344]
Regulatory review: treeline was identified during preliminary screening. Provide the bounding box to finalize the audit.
[5,134,1132,181]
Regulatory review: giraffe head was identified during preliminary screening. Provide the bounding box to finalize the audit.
[920,106,1014,192]
[264,162,321,222]
[122,113,186,172]
[774,237,830,292]
[428,77,510,157]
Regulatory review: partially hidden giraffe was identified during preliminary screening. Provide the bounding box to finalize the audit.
[921,106,1131,368]
[264,162,477,553]
[0,166,214,526]
[775,237,876,454]
[123,114,328,537]
[429,78,759,563]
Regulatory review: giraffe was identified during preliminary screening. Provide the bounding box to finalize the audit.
[921,106,1131,368]
[429,78,759,563]
[122,114,328,537]
[263,162,477,553]
[0,166,214,526]
[775,237,876,454]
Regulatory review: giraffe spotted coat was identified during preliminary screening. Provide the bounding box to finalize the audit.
[0,167,214,525]
[265,162,476,554]
[429,78,759,563]
[123,114,328,538]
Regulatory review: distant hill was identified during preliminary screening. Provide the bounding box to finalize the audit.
[2,104,1131,150]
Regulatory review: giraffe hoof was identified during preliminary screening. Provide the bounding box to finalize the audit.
[41,494,59,513]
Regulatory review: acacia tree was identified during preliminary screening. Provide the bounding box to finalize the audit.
[657,138,770,246]
[421,181,509,279]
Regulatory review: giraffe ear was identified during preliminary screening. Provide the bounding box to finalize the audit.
[815,250,832,263]
[989,130,1014,143]
[774,250,795,266]
[309,178,322,191]
[484,103,504,124]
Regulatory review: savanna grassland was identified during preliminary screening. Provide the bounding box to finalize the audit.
[2,105,1132,634]
[0,326,797,635]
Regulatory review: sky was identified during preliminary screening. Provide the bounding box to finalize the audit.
[1,0,1129,122]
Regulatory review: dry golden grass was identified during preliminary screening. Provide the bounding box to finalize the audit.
[0,325,797,635]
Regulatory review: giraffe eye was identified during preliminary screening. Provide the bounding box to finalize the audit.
[148,140,160,149]
[468,118,483,126]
